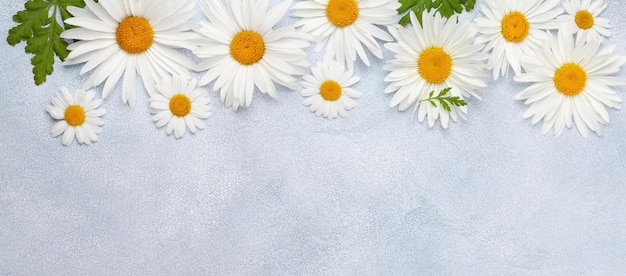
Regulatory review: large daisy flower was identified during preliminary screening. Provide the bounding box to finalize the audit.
[514,30,626,138]
[474,0,563,80]
[383,11,489,128]
[291,0,399,70]
[301,60,361,119]
[556,0,611,45]
[46,87,106,146]
[192,0,310,110]
[149,76,211,139]
[61,0,197,108]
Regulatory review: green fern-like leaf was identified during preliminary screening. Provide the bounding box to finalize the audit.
[419,87,467,112]
[397,0,476,26]
[7,0,91,85]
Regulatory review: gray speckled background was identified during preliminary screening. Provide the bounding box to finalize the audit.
[1,0,626,274]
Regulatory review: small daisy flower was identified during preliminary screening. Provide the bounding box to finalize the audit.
[514,30,626,138]
[61,0,198,108]
[149,76,211,139]
[383,11,489,128]
[292,0,399,70]
[301,61,361,119]
[46,87,105,146]
[556,0,611,45]
[192,0,310,110]
[474,0,563,80]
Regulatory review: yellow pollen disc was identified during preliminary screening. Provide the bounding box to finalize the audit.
[169,94,192,117]
[64,105,86,126]
[575,10,594,30]
[418,47,452,84]
[501,11,529,43]
[320,80,342,101]
[554,63,587,96]
[116,16,154,54]
[230,31,265,65]
[326,0,359,27]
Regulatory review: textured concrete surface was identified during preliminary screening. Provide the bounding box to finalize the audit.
[1,0,625,274]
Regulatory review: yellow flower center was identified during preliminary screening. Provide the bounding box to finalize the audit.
[116,16,154,54]
[64,105,86,126]
[418,47,452,84]
[501,11,529,43]
[230,31,265,65]
[554,63,587,96]
[326,0,359,27]
[320,80,342,101]
[575,10,594,30]
[169,94,192,117]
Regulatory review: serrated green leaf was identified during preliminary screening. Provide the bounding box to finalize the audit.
[52,21,69,60]
[397,0,433,26]
[397,0,419,13]
[7,2,50,46]
[31,28,55,85]
[397,0,476,26]
[7,0,92,85]
[440,100,451,112]
[419,87,467,113]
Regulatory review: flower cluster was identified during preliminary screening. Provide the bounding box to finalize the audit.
[474,0,624,138]
[14,0,622,145]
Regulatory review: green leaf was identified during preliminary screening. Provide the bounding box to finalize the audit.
[397,0,433,26]
[7,1,49,46]
[419,87,467,113]
[440,99,451,112]
[397,0,476,26]
[6,0,92,85]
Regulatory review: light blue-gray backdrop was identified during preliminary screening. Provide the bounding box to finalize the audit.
[1,0,625,274]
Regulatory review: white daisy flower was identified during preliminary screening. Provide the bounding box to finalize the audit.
[291,0,399,70]
[61,0,198,108]
[383,11,489,128]
[149,76,211,139]
[46,87,105,146]
[474,0,563,80]
[301,60,361,120]
[514,30,626,138]
[192,0,310,110]
[556,0,611,45]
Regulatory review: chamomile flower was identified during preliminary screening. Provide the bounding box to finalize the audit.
[291,0,399,70]
[46,87,105,146]
[474,0,563,80]
[514,30,626,138]
[149,76,211,139]
[383,11,488,128]
[192,0,310,110]
[61,0,197,108]
[301,61,361,119]
[556,0,611,45]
